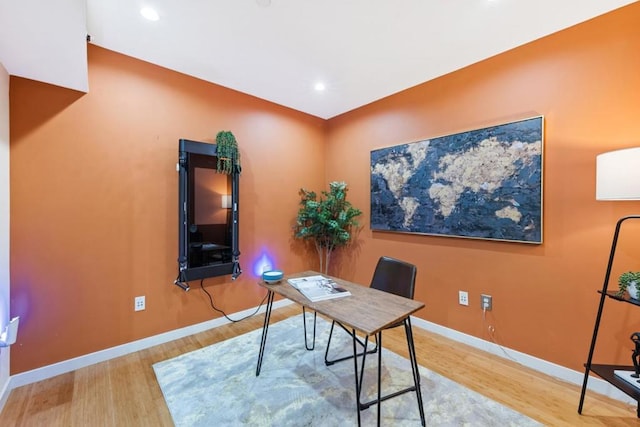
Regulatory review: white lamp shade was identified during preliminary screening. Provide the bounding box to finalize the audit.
[221,195,232,209]
[596,147,640,200]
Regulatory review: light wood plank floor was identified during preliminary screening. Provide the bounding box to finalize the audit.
[2,304,639,426]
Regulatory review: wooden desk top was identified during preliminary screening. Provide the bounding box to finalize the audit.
[260,271,425,336]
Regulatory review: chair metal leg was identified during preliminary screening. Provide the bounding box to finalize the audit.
[302,307,317,350]
[256,291,275,376]
[325,320,377,365]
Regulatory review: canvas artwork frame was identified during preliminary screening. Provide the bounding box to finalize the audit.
[370,116,544,244]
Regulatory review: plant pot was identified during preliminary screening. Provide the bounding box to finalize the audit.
[629,282,639,300]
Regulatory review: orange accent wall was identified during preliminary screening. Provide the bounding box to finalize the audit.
[325,3,640,371]
[9,46,326,374]
[8,3,640,376]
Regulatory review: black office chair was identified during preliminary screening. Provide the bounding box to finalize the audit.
[323,256,424,422]
[324,256,416,364]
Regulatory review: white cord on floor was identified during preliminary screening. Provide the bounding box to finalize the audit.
[482,306,518,363]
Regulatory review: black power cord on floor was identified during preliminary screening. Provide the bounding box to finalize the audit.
[199,279,268,323]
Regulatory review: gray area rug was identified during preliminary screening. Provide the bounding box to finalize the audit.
[153,314,540,426]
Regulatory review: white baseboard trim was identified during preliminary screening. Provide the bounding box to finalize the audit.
[0,374,10,415]
[1,300,632,413]
[410,316,635,405]
[5,299,293,393]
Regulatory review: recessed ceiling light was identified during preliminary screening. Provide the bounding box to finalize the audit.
[314,82,326,92]
[140,7,160,21]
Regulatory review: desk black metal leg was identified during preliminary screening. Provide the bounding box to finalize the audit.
[256,290,275,376]
[405,317,425,426]
[302,307,317,351]
[325,323,377,366]
[357,335,371,404]
[355,334,383,427]
[352,328,362,427]
[355,332,384,426]
[377,331,382,427]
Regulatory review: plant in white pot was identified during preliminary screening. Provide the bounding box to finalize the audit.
[617,271,640,299]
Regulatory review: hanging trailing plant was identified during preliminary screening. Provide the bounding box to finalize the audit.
[215,130,241,175]
[294,181,362,274]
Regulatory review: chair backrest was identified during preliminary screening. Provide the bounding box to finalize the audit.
[370,256,417,300]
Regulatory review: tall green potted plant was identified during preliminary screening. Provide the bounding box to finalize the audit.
[294,181,362,274]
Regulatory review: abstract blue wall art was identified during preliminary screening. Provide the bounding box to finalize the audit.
[370,116,543,244]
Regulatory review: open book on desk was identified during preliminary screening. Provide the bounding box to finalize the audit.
[287,275,351,302]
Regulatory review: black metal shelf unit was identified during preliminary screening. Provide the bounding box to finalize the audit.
[590,364,640,402]
[578,216,640,418]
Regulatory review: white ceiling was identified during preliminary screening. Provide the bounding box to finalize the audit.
[0,0,88,92]
[1,0,638,119]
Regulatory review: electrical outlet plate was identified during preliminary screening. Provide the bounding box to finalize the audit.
[458,291,469,306]
[134,296,145,311]
[481,294,492,311]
